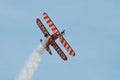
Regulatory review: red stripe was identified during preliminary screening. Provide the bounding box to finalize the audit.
[65,44,69,50]
[61,39,64,44]
[49,23,54,27]
[70,50,73,55]
[44,15,48,20]
[46,20,51,23]
[52,27,57,31]
[64,42,67,48]
[67,46,70,51]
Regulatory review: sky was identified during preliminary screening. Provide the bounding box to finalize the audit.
[0,0,120,80]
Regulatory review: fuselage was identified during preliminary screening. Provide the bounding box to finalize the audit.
[45,32,61,48]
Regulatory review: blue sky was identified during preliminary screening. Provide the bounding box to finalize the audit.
[0,0,120,80]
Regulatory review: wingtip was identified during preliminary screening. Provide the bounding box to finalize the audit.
[43,12,47,15]
[64,57,68,61]
[73,53,76,56]
[36,18,40,22]
[71,52,76,56]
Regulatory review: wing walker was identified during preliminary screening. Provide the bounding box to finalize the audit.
[36,12,76,61]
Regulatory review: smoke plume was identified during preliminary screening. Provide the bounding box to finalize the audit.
[17,37,49,80]
[17,44,45,80]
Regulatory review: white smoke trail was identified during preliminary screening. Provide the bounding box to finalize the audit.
[17,37,49,80]
[17,44,45,80]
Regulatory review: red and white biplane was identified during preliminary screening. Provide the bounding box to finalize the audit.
[36,12,75,61]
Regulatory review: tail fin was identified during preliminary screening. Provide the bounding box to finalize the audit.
[46,47,52,55]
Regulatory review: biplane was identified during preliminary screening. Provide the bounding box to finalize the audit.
[36,12,75,61]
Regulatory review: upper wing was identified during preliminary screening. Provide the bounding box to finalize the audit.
[43,12,75,56]
[59,36,75,56]
[36,18,50,38]
[52,41,67,61]
[43,12,60,34]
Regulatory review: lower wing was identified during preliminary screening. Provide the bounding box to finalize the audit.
[52,41,67,61]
